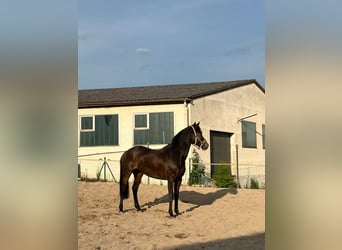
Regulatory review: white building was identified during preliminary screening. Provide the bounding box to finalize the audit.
[78,79,265,187]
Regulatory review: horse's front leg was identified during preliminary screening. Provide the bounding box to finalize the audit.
[174,178,182,215]
[167,179,175,217]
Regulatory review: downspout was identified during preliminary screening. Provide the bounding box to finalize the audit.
[184,98,192,184]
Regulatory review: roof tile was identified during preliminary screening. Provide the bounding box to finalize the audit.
[78,79,264,108]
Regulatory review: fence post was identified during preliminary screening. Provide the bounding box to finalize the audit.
[235,144,241,188]
[188,157,192,185]
[78,164,81,179]
[104,157,107,181]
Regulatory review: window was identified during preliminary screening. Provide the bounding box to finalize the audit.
[80,114,119,146]
[134,113,149,129]
[80,116,95,131]
[262,124,265,149]
[134,112,174,145]
[242,121,257,148]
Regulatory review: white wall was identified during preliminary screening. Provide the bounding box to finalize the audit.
[189,84,265,187]
[78,103,188,185]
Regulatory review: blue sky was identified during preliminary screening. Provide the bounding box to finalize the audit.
[78,0,264,89]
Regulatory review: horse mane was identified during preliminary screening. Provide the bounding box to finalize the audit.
[170,126,191,145]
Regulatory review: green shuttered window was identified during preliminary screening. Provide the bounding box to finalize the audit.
[134,114,148,129]
[80,115,119,146]
[242,121,257,148]
[134,112,174,145]
[80,116,94,131]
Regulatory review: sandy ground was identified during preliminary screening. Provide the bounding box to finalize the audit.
[78,181,265,250]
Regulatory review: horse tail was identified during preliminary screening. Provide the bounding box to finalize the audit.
[120,154,130,199]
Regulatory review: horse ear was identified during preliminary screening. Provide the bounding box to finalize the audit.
[192,122,196,126]
[196,121,200,126]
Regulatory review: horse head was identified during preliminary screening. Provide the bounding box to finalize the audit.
[191,122,209,150]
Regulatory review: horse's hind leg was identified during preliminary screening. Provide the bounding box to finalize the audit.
[119,168,132,212]
[119,175,129,212]
[132,169,143,210]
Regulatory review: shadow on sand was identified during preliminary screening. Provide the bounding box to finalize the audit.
[165,232,265,250]
[141,188,237,213]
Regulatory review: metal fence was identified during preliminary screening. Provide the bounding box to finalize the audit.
[78,158,119,182]
[237,164,265,188]
[189,161,265,189]
[77,152,265,188]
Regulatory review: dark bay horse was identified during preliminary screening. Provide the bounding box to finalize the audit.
[119,122,209,217]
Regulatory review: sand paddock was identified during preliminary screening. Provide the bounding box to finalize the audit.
[78,181,264,249]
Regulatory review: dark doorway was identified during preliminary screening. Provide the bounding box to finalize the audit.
[210,131,233,177]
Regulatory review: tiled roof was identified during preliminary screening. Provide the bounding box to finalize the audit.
[78,79,264,108]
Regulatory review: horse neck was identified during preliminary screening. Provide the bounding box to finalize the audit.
[174,128,193,160]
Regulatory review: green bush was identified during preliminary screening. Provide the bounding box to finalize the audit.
[249,177,260,189]
[212,164,237,188]
[96,168,101,181]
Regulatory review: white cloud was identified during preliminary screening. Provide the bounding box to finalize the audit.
[135,48,152,55]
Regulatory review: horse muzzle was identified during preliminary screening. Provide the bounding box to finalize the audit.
[200,141,209,150]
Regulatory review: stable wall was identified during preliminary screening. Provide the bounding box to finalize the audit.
[190,84,265,187]
[78,103,188,185]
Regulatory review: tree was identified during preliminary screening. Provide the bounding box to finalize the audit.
[189,150,205,186]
